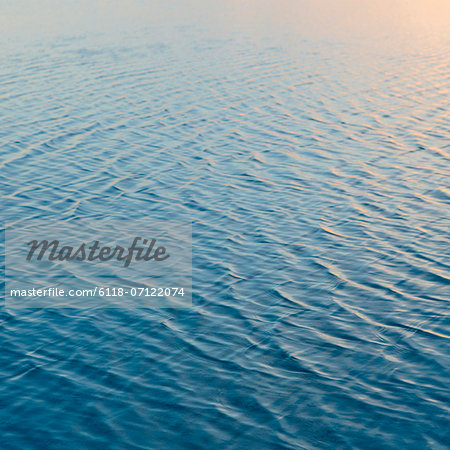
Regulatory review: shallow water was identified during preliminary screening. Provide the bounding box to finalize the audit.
[1,1,449,448]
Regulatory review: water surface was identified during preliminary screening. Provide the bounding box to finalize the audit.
[1,1,449,448]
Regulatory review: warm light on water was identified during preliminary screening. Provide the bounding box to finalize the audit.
[1,1,449,448]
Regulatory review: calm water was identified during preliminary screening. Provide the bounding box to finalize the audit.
[1,1,449,448]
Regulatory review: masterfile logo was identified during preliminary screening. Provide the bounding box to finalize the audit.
[5,219,192,310]
[26,237,170,267]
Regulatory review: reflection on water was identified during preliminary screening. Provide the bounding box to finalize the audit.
[1,1,449,448]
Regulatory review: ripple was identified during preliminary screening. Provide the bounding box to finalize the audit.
[1,1,450,448]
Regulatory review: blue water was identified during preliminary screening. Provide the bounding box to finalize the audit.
[1,1,449,448]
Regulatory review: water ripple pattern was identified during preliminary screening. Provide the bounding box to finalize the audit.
[1,1,449,448]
